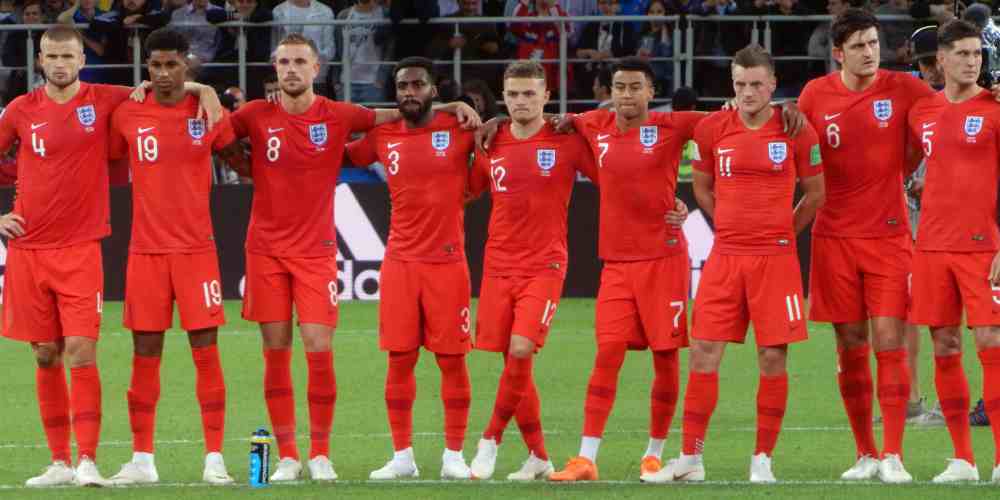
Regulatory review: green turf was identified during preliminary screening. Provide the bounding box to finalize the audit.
[0,299,995,498]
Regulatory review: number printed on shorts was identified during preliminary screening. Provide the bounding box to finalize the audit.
[97,292,103,314]
[460,307,471,334]
[202,280,222,308]
[540,300,558,327]
[670,300,684,328]
[328,281,338,306]
[785,293,802,322]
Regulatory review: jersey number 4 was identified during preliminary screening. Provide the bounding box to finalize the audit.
[32,132,45,157]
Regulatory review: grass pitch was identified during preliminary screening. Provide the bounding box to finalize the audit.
[0,299,996,499]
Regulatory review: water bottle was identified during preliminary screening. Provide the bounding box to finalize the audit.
[249,428,271,488]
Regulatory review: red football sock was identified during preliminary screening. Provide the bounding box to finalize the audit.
[837,344,878,457]
[263,348,298,460]
[875,349,910,457]
[650,349,679,440]
[127,355,161,454]
[484,354,533,443]
[436,353,471,451]
[515,378,547,460]
[976,347,1000,464]
[192,345,226,454]
[306,351,336,459]
[582,343,626,438]
[935,353,974,463]
[682,371,718,455]
[755,373,788,456]
[36,364,71,464]
[69,365,102,461]
[385,350,419,451]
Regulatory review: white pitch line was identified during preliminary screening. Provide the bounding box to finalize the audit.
[0,479,996,490]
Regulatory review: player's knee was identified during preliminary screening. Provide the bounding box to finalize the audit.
[62,338,97,368]
[757,346,788,375]
[187,328,218,349]
[508,336,535,359]
[931,327,962,355]
[834,322,869,348]
[973,326,1000,350]
[31,343,62,368]
[689,340,723,372]
[299,323,333,352]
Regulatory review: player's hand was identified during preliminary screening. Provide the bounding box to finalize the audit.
[0,212,26,239]
[550,113,576,134]
[721,98,737,110]
[907,177,924,200]
[188,83,224,130]
[665,198,689,227]
[780,100,805,137]
[476,116,507,150]
[266,87,280,104]
[129,81,151,102]
[452,101,482,129]
[990,251,1000,285]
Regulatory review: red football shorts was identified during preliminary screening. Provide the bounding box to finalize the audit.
[124,252,226,332]
[2,242,103,343]
[809,234,911,323]
[242,251,339,327]
[475,274,564,352]
[693,252,808,346]
[378,257,472,355]
[595,253,690,351]
[909,250,1000,328]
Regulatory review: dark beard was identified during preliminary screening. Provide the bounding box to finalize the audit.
[399,98,432,123]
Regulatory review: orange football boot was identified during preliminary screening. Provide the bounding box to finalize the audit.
[548,457,599,482]
[640,455,663,477]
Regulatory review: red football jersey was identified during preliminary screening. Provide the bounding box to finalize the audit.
[799,70,933,237]
[0,83,131,249]
[693,110,824,255]
[231,97,375,257]
[469,122,599,277]
[907,90,1000,252]
[345,112,474,263]
[110,94,236,254]
[571,109,702,261]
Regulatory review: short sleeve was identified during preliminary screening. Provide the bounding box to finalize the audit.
[691,116,716,175]
[794,122,823,178]
[108,107,128,161]
[0,99,19,152]
[900,72,935,106]
[345,130,379,167]
[571,109,603,136]
[211,113,237,152]
[650,111,704,142]
[571,134,599,184]
[797,79,815,117]
[339,102,376,133]
[469,149,490,198]
[99,84,134,108]
[230,104,252,139]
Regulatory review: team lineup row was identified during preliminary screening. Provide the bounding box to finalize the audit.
[1,8,1000,488]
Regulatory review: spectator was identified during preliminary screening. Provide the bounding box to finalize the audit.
[272,0,336,92]
[58,0,109,83]
[184,52,202,81]
[390,0,438,59]
[592,66,612,108]
[429,0,504,94]
[506,0,597,47]
[510,0,571,94]
[207,0,272,99]
[637,0,677,95]
[439,0,460,15]
[263,70,279,97]
[689,0,743,98]
[2,0,44,102]
[877,0,913,70]
[224,85,246,109]
[0,0,13,14]
[744,0,816,97]
[169,0,222,64]
[910,0,958,25]
[462,78,498,120]
[92,0,169,85]
[575,0,638,98]
[42,0,69,21]
[335,0,391,103]
[808,0,848,74]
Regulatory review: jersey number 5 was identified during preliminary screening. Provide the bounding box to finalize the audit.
[922,130,933,157]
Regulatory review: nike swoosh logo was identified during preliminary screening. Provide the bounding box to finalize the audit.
[490,157,504,164]
[674,471,697,481]
[824,113,841,121]
[138,127,154,134]
[597,134,610,141]
[387,142,402,149]
[922,122,935,129]
[30,122,46,130]
[268,127,283,134]
[717,148,734,155]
